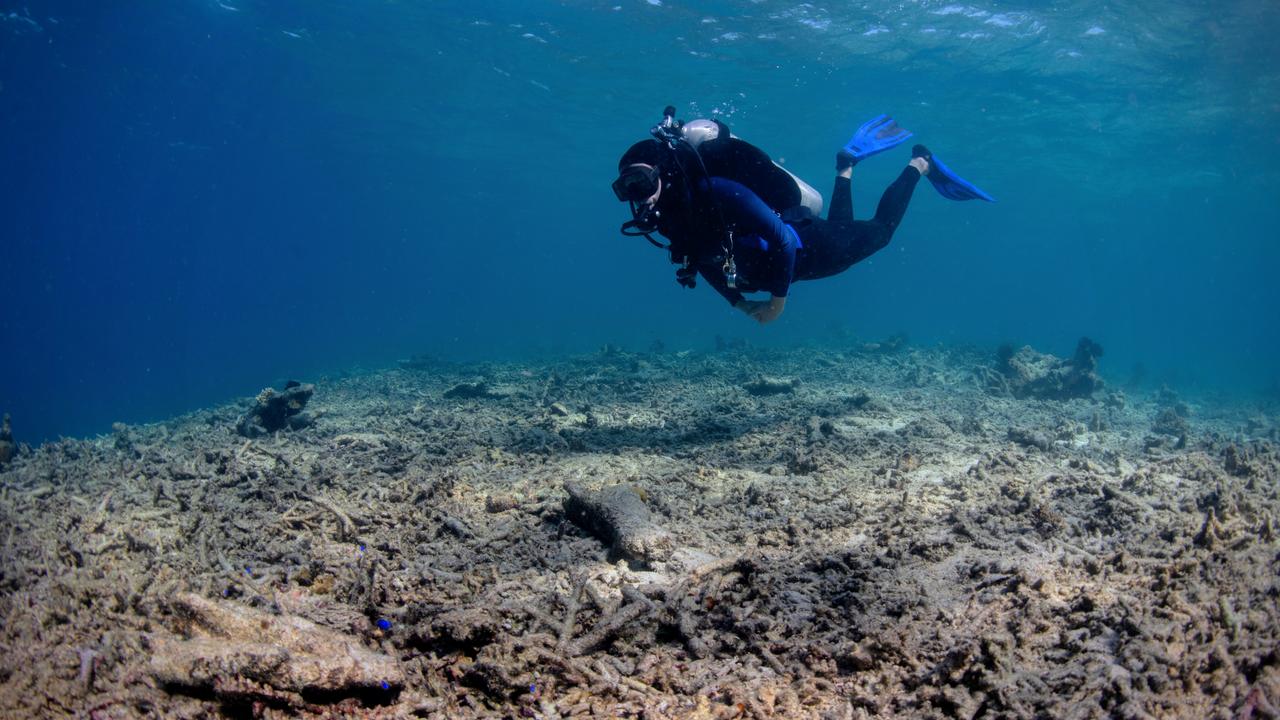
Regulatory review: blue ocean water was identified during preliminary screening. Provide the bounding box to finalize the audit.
[1,1,1277,444]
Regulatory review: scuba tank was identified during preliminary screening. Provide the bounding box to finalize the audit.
[679,118,824,222]
[639,105,823,223]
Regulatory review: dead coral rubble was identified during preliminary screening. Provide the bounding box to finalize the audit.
[0,343,1277,719]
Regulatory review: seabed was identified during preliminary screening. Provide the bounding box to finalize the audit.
[0,342,1277,719]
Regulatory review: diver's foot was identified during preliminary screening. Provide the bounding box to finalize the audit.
[835,149,858,173]
[910,144,933,176]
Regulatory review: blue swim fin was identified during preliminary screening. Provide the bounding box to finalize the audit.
[842,114,912,162]
[912,144,995,202]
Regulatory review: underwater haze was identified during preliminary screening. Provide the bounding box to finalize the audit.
[2,0,1278,444]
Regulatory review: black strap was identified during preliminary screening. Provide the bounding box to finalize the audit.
[779,205,814,226]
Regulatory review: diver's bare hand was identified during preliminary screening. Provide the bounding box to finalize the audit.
[737,296,786,324]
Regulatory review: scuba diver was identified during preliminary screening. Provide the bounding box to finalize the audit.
[612,107,993,324]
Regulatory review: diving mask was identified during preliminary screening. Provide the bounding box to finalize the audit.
[611,164,660,202]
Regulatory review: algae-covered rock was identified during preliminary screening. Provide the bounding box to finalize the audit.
[563,481,674,565]
[1008,427,1053,451]
[996,337,1104,400]
[151,593,402,702]
[236,381,314,437]
[443,379,500,399]
[743,376,799,396]
[0,414,14,467]
[1152,408,1191,438]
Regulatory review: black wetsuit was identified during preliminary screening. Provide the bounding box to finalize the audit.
[655,167,922,306]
